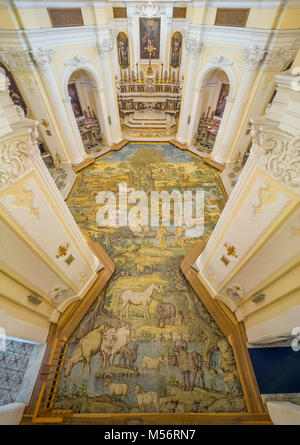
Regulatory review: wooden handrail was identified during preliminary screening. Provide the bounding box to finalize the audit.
[32,338,73,423]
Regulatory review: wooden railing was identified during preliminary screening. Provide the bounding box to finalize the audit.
[32,338,73,423]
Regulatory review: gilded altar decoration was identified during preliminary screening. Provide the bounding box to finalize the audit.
[170,32,182,68]
[145,39,156,75]
[117,32,129,69]
[139,18,160,60]
[56,242,70,258]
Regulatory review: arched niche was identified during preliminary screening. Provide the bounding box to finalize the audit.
[170,31,182,69]
[61,56,112,151]
[0,60,53,167]
[187,55,237,149]
[117,32,130,69]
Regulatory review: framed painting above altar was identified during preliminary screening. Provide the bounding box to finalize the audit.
[139,17,161,60]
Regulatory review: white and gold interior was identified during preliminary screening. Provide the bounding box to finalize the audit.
[0,0,299,425]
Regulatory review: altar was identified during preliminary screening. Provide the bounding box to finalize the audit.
[124,109,175,129]
[116,40,182,131]
[117,73,181,130]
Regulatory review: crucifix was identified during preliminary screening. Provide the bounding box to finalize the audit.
[145,39,156,75]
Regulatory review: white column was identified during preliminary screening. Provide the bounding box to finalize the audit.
[62,96,87,158]
[31,49,85,166]
[0,49,69,164]
[126,7,138,71]
[225,48,295,163]
[176,38,202,144]
[0,74,102,321]
[187,87,205,145]
[210,47,266,165]
[193,72,300,340]
[97,39,122,145]
[127,18,136,73]
[162,15,173,68]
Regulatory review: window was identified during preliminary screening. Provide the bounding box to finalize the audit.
[48,8,84,27]
[113,7,127,18]
[173,7,187,19]
[214,8,250,27]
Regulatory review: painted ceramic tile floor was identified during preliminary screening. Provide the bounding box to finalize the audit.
[54,143,246,414]
[0,338,34,406]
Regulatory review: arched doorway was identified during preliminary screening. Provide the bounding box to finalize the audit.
[67,69,105,158]
[0,61,54,168]
[193,68,230,155]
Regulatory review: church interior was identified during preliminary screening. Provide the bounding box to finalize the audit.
[0,0,299,426]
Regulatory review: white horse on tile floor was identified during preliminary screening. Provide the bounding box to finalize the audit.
[116,284,160,320]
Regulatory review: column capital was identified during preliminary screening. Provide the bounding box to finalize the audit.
[250,122,300,193]
[0,48,35,73]
[262,49,296,72]
[31,48,54,71]
[97,37,114,59]
[0,126,40,191]
[242,46,266,70]
[184,38,202,58]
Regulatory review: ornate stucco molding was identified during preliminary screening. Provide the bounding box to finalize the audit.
[251,124,300,193]
[97,37,114,59]
[262,49,296,72]
[243,46,266,70]
[31,48,54,71]
[0,129,40,191]
[64,54,90,70]
[209,54,233,67]
[184,38,202,58]
[0,48,56,72]
[0,49,35,72]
